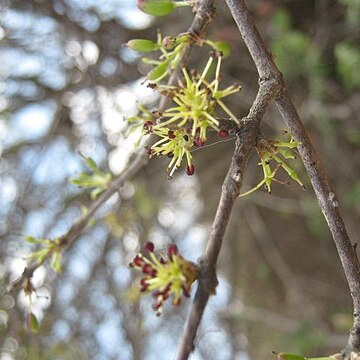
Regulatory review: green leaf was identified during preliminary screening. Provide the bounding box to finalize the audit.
[141,57,161,65]
[24,236,47,245]
[206,40,231,58]
[84,157,98,172]
[126,39,159,53]
[277,353,306,360]
[335,42,360,91]
[137,0,175,16]
[70,157,112,199]
[27,312,39,333]
[148,60,169,81]
[50,251,62,273]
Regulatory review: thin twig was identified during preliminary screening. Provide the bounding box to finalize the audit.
[225,0,360,357]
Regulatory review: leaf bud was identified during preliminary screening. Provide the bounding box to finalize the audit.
[125,39,159,53]
[137,0,175,16]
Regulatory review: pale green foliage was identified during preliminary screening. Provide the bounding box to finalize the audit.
[70,156,112,200]
[270,10,325,98]
[339,0,360,25]
[132,54,240,177]
[27,312,39,333]
[25,236,63,273]
[127,31,231,83]
[335,42,360,91]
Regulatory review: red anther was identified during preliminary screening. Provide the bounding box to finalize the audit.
[168,130,175,139]
[133,254,144,267]
[186,165,195,176]
[195,137,205,147]
[218,129,229,138]
[144,241,155,252]
[152,290,161,297]
[143,121,154,127]
[152,300,162,310]
[142,264,157,277]
[168,244,178,258]
[139,278,149,292]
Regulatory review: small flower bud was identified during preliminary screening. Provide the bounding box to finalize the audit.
[186,164,195,176]
[144,241,155,252]
[143,121,154,127]
[140,278,149,292]
[148,60,169,81]
[218,129,229,138]
[168,244,178,258]
[133,254,145,267]
[143,121,154,134]
[142,263,157,277]
[194,137,205,147]
[162,36,177,49]
[125,39,158,53]
[137,0,175,16]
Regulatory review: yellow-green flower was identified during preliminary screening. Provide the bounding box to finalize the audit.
[129,242,199,316]
[155,53,240,143]
[149,127,195,179]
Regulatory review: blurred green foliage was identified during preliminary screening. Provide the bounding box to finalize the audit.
[339,0,360,25]
[335,42,360,91]
[270,10,326,98]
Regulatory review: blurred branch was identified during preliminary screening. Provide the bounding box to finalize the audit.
[7,1,217,294]
[243,205,326,329]
[221,303,348,348]
[226,0,360,357]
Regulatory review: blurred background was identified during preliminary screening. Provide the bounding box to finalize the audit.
[0,0,360,359]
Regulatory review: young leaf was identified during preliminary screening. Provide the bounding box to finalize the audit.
[24,236,47,245]
[137,0,175,16]
[148,60,169,81]
[206,40,231,58]
[84,157,99,172]
[50,251,62,273]
[27,312,39,333]
[277,353,306,360]
[126,39,159,53]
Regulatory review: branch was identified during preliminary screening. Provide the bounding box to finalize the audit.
[8,1,216,294]
[225,0,360,357]
[175,76,281,360]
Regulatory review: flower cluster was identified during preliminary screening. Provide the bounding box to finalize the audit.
[129,242,199,316]
[145,126,194,179]
[133,52,240,177]
[155,53,240,140]
[25,235,63,273]
[240,136,305,196]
